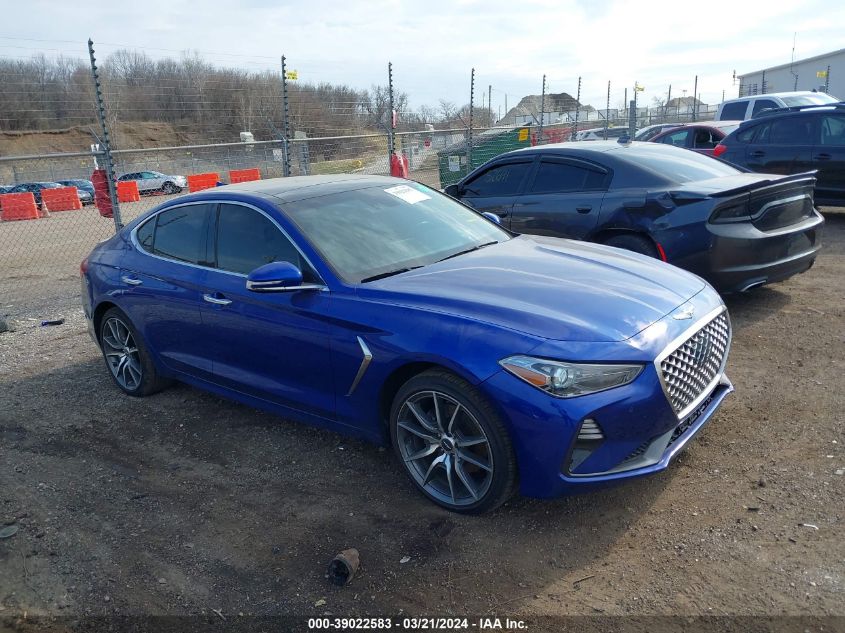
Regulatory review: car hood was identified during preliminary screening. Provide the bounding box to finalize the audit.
[360,235,708,343]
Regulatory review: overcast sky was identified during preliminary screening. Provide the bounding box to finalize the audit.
[3,0,844,116]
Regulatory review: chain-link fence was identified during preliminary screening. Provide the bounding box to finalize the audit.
[0,39,730,319]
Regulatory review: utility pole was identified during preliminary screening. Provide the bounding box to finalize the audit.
[538,74,546,143]
[692,75,698,121]
[280,55,292,177]
[488,84,492,125]
[604,80,610,140]
[572,76,582,141]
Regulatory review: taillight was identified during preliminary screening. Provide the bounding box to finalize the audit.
[80,257,89,276]
[713,143,727,157]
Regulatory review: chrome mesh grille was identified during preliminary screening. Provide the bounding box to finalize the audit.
[660,312,730,416]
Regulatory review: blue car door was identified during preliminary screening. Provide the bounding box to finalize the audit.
[118,202,214,379]
[510,157,608,239]
[198,202,336,420]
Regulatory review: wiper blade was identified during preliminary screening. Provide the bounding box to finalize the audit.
[360,266,422,283]
[436,241,499,263]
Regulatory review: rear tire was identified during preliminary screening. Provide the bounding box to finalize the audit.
[602,233,659,259]
[162,182,181,195]
[99,307,171,397]
[390,369,517,514]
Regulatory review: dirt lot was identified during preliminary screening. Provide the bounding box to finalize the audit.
[0,212,843,628]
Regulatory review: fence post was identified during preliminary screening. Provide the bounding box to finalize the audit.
[573,76,581,141]
[87,38,122,232]
[604,81,610,140]
[467,68,474,174]
[539,74,546,142]
[825,65,830,93]
[692,75,698,121]
[281,55,292,177]
[628,100,636,139]
[387,62,395,167]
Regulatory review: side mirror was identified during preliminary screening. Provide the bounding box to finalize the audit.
[481,212,502,225]
[444,184,460,198]
[246,261,303,292]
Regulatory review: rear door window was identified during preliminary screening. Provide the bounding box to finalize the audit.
[146,204,212,264]
[819,115,845,145]
[758,116,815,145]
[528,159,608,193]
[462,161,533,197]
[719,102,748,120]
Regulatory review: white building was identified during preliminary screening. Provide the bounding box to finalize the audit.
[738,48,845,99]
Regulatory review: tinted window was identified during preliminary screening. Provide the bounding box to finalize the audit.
[216,204,312,277]
[752,99,779,116]
[820,115,845,145]
[659,129,691,147]
[137,217,155,253]
[463,161,532,196]
[720,102,748,120]
[529,160,606,194]
[152,204,209,264]
[759,116,814,144]
[286,184,510,283]
[735,125,759,143]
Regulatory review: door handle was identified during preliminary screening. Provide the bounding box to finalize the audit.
[815,153,831,160]
[750,150,766,158]
[576,206,592,213]
[203,293,232,306]
[121,276,143,286]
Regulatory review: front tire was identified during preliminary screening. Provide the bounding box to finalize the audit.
[99,307,170,397]
[390,369,517,514]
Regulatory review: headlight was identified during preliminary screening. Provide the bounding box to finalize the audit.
[500,355,643,398]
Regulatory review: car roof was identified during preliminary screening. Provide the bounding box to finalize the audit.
[189,174,404,204]
[723,91,822,103]
[671,120,743,129]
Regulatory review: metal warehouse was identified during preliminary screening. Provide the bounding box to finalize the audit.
[738,47,845,99]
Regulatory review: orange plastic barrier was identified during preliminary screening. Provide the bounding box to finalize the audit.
[41,186,82,212]
[117,181,141,203]
[0,192,39,222]
[187,173,220,192]
[229,168,261,184]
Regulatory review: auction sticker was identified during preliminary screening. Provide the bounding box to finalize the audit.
[385,185,430,204]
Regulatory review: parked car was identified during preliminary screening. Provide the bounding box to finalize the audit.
[117,171,187,194]
[8,182,64,208]
[715,91,839,121]
[715,102,845,206]
[634,123,682,141]
[82,174,733,513]
[443,141,823,293]
[574,127,629,141]
[648,121,742,156]
[57,179,95,205]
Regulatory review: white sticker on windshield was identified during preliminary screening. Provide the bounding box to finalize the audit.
[384,184,430,204]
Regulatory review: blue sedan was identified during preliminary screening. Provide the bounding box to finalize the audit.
[81,175,733,513]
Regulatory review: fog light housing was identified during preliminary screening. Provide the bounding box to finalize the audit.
[568,418,604,472]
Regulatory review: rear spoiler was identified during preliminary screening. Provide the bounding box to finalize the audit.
[707,171,817,198]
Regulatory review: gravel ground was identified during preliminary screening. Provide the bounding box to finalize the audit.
[0,211,843,628]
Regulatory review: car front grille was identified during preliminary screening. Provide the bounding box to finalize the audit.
[659,311,730,417]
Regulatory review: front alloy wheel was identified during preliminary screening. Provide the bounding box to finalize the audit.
[391,370,517,514]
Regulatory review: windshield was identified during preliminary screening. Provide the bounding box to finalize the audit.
[284,183,510,283]
[618,146,741,183]
[781,93,839,106]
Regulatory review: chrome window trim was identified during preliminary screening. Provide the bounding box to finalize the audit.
[345,336,373,396]
[129,199,328,289]
[653,305,732,421]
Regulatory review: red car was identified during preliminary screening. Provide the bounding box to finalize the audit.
[649,121,742,156]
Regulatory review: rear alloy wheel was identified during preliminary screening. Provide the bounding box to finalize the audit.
[162,182,181,195]
[99,307,170,397]
[390,370,517,514]
[602,233,659,259]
